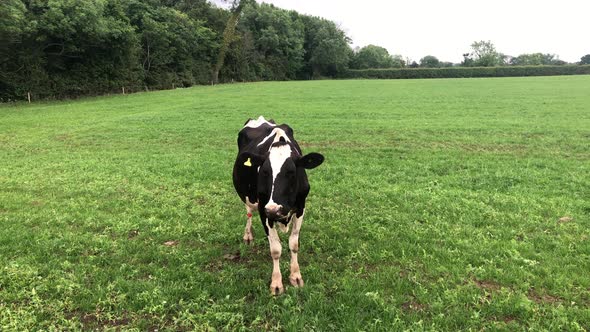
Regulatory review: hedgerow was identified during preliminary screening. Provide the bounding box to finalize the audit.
[340,65,590,79]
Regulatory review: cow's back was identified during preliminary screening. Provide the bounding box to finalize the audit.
[237,123,276,152]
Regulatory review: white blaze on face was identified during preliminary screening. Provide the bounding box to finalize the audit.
[266,143,292,207]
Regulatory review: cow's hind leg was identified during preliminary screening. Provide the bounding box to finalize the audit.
[243,197,257,245]
[289,210,304,287]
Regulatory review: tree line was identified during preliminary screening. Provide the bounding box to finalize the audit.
[0,0,351,100]
[351,41,590,69]
[1,1,589,101]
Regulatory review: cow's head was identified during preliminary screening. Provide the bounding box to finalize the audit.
[239,142,324,221]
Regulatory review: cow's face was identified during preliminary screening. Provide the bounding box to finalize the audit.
[240,143,324,221]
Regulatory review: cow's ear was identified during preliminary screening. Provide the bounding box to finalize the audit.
[296,153,324,169]
[238,152,265,168]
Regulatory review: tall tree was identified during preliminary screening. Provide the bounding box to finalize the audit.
[127,2,216,87]
[580,54,590,65]
[420,55,440,68]
[299,15,351,78]
[463,41,505,67]
[238,3,304,80]
[0,0,29,99]
[350,45,393,69]
[211,0,252,84]
[390,54,406,68]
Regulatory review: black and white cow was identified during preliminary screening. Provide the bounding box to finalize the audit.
[232,116,324,295]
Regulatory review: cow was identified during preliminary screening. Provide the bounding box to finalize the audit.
[232,116,324,295]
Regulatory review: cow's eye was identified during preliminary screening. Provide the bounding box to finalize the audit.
[262,169,270,177]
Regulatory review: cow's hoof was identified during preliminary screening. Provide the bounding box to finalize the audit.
[289,274,304,287]
[243,233,253,245]
[270,282,284,296]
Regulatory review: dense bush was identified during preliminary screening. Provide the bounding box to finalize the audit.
[0,0,218,101]
[340,65,590,79]
[350,45,402,69]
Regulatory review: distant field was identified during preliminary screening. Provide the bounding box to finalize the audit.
[1,76,589,330]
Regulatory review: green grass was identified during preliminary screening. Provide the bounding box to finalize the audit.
[1,76,589,331]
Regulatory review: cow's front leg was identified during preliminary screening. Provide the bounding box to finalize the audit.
[266,220,284,295]
[289,210,304,287]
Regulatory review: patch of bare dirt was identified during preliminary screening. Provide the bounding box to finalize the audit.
[54,133,81,148]
[67,311,177,331]
[80,313,131,328]
[54,134,72,142]
[64,311,131,330]
[204,259,223,272]
[401,298,428,312]
[527,289,563,305]
[205,252,242,272]
[473,279,503,292]
[193,196,207,205]
[352,262,381,279]
[223,251,242,261]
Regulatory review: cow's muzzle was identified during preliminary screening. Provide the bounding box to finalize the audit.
[265,203,286,221]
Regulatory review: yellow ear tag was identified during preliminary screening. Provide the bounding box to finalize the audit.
[243,158,252,167]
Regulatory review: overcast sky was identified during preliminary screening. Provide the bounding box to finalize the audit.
[254,0,588,63]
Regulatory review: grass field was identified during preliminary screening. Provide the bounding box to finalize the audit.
[1,76,589,331]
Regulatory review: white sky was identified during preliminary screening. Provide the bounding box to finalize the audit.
[255,0,589,64]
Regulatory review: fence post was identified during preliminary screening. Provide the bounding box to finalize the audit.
[172,83,175,89]
[122,86,125,95]
[28,91,31,103]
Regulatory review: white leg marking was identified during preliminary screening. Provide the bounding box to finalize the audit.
[243,197,257,244]
[244,206,254,244]
[289,210,304,287]
[267,219,284,295]
[277,221,290,233]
